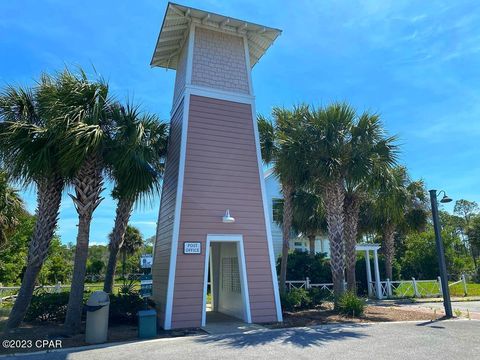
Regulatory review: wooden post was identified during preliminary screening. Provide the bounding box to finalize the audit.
[412,277,420,297]
[373,249,382,299]
[365,250,373,297]
[462,274,468,296]
[386,278,393,298]
[437,276,442,296]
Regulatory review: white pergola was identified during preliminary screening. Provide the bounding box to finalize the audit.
[355,243,382,299]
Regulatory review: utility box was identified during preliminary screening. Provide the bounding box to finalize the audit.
[85,291,110,344]
[138,309,157,339]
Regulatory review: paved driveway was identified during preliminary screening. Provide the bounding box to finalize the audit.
[401,300,480,318]
[2,320,479,360]
[421,300,480,314]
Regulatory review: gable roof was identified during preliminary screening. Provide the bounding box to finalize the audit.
[151,2,282,69]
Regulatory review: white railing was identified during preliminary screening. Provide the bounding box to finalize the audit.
[370,274,469,299]
[286,277,342,295]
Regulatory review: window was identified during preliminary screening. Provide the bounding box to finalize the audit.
[294,241,307,252]
[272,198,284,223]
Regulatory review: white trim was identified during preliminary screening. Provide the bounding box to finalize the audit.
[242,35,254,96]
[202,234,252,327]
[164,89,191,330]
[246,46,283,321]
[185,24,195,85]
[172,85,254,116]
[207,234,243,242]
[356,243,381,251]
[187,84,254,104]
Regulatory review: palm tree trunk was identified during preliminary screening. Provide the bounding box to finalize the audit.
[103,197,134,293]
[323,179,345,301]
[308,235,316,257]
[383,224,396,280]
[344,195,360,292]
[279,182,294,294]
[122,251,127,279]
[5,176,63,330]
[64,153,104,333]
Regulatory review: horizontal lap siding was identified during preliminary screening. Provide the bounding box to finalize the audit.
[171,95,276,328]
[152,100,183,326]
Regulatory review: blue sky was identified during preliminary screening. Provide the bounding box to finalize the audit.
[1,1,479,245]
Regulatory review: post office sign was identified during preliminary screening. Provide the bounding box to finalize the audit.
[183,242,201,254]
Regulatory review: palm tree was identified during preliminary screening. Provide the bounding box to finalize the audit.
[119,225,144,279]
[0,169,26,248]
[47,70,113,332]
[343,112,398,291]
[102,104,168,293]
[0,81,66,330]
[370,166,409,279]
[304,103,357,299]
[291,189,327,257]
[258,106,309,293]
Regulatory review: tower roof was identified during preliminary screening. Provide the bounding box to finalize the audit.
[151,2,282,69]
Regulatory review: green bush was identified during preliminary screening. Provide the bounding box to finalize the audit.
[24,289,150,325]
[337,292,365,317]
[109,292,148,324]
[281,288,310,311]
[25,292,70,322]
[277,250,332,284]
[309,287,330,305]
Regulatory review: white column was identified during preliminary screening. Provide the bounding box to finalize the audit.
[373,249,382,299]
[365,249,373,297]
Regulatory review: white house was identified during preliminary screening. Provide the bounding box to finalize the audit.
[264,169,330,259]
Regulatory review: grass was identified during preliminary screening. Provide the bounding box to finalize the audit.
[450,282,480,297]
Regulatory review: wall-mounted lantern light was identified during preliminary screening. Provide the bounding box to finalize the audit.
[222,209,235,223]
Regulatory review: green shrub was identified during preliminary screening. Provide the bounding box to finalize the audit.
[337,291,365,317]
[277,251,332,284]
[109,292,153,324]
[309,287,330,305]
[25,292,70,322]
[281,288,311,311]
[25,289,151,325]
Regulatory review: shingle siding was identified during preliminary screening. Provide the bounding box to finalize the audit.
[192,27,250,94]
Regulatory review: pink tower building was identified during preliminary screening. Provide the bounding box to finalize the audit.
[151,3,283,330]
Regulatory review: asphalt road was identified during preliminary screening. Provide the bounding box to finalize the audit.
[3,320,479,360]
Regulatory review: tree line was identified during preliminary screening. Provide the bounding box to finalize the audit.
[258,104,478,300]
[0,69,168,332]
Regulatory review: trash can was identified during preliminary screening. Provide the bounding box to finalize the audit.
[85,291,110,344]
[138,309,157,339]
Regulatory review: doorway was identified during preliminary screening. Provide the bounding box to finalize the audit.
[202,235,251,327]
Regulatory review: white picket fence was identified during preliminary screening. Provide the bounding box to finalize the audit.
[286,277,339,295]
[370,275,469,299]
[286,274,469,299]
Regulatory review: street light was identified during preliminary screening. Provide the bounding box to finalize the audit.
[429,189,453,318]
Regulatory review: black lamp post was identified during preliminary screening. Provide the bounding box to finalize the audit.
[429,189,453,318]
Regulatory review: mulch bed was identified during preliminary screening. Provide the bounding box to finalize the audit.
[266,302,442,329]
[0,322,204,355]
